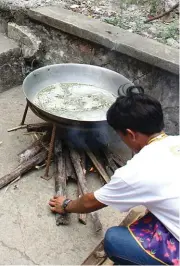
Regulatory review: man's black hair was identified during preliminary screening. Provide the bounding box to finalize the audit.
[107,86,164,135]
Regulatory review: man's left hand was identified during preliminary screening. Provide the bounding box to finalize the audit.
[49,196,66,214]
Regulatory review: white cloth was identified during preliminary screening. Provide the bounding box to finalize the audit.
[94,136,180,240]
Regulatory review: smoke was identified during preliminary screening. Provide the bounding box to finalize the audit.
[64,122,121,151]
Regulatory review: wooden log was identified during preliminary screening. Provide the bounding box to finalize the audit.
[82,240,105,265]
[64,148,87,224]
[7,125,27,132]
[111,152,125,167]
[88,150,106,185]
[102,149,118,172]
[54,140,70,225]
[42,124,56,180]
[90,212,102,233]
[69,148,102,232]
[64,148,77,181]
[101,258,114,265]
[105,166,113,178]
[80,151,86,175]
[78,214,87,225]
[77,156,87,225]
[78,188,87,225]
[74,151,87,224]
[18,140,44,163]
[84,145,109,184]
[27,122,52,132]
[0,150,47,190]
[69,148,88,194]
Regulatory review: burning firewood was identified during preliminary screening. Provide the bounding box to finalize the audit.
[111,152,125,167]
[64,147,77,181]
[54,139,70,225]
[102,148,118,173]
[105,166,113,178]
[69,147,102,233]
[5,120,127,231]
[84,144,109,184]
[80,151,87,175]
[42,124,56,180]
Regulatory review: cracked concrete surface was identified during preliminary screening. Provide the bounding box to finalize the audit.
[0,240,36,265]
[0,86,127,264]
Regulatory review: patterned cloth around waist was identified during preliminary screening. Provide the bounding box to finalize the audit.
[128,213,179,265]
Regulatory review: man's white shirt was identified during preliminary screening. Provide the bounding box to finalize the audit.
[94,136,180,240]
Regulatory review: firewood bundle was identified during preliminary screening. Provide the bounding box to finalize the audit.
[2,122,125,232]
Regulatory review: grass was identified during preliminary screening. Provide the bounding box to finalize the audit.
[103,0,179,47]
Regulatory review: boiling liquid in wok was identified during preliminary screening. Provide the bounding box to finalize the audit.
[33,83,116,121]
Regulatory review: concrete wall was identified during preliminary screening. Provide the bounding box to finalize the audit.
[24,22,179,135]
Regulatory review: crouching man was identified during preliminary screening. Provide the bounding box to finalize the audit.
[49,86,179,265]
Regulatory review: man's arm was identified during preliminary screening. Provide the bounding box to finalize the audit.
[49,192,106,214]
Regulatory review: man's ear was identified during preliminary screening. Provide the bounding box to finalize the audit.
[126,129,136,141]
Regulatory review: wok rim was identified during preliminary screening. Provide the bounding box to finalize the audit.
[28,100,108,129]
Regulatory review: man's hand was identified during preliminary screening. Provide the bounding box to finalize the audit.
[49,192,106,214]
[49,196,66,214]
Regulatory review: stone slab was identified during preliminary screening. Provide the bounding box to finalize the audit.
[0,32,19,53]
[8,22,42,58]
[8,23,41,49]
[27,6,179,75]
[0,33,24,92]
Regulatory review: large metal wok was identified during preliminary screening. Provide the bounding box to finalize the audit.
[23,64,133,129]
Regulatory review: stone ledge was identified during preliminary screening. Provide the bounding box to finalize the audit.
[27,6,179,75]
[0,32,20,55]
[0,33,23,92]
[8,23,42,59]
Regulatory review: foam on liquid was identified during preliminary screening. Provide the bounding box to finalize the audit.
[33,83,116,121]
